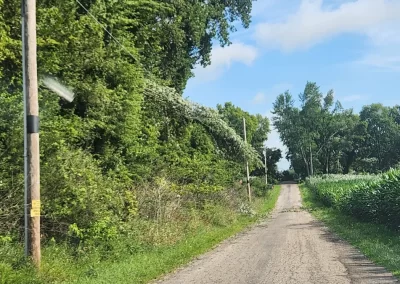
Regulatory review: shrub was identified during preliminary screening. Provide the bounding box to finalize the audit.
[251,177,269,197]
[40,143,137,249]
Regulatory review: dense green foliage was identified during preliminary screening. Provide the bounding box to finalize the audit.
[272,82,400,176]
[0,0,270,238]
[0,0,284,281]
[306,171,400,228]
[0,185,281,283]
[216,102,282,181]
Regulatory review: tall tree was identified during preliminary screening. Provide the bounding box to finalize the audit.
[338,112,367,174]
[358,104,400,172]
[69,0,253,92]
[217,102,270,150]
[273,82,345,176]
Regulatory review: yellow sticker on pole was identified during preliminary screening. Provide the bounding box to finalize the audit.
[30,208,40,217]
[32,200,40,209]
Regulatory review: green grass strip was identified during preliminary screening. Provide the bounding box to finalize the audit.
[300,184,400,279]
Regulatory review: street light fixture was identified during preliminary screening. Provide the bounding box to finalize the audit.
[42,76,75,103]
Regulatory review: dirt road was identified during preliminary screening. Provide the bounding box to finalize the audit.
[157,184,397,284]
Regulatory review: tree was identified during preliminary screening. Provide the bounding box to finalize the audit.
[272,81,400,175]
[272,82,345,176]
[217,102,270,154]
[358,104,400,172]
[337,112,367,174]
[251,148,282,183]
[0,0,261,241]
[70,0,253,92]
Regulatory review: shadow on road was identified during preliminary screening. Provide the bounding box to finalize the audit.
[280,180,298,184]
[287,219,398,283]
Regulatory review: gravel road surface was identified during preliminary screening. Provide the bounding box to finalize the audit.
[156,183,397,284]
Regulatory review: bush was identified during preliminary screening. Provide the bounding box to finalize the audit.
[202,202,236,227]
[133,177,247,245]
[251,177,269,197]
[40,143,137,249]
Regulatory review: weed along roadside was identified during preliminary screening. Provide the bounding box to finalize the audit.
[0,182,281,284]
[77,185,282,284]
[300,174,400,279]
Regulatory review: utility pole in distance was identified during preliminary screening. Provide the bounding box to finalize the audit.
[243,118,251,202]
[264,149,268,185]
[22,0,40,268]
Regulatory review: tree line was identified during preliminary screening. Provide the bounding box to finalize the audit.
[0,0,282,243]
[273,82,400,177]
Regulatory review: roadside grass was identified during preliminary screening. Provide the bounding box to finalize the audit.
[77,218,256,284]
[300,184,400,278]
[77,185,281,284]
[1,185,281,284]
[253,184,282,218]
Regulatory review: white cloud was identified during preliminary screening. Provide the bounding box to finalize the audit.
[356,54,400,72]
[254,0,400,52]
[252,0,301,22]
[341,94,364,102]
[193,43,258,82]
[251,83,292,105]
[251,92,266,104]
[269,83,293,94]
[252,0,279,17]
[211,42,258,66]
[380,99,400,106]
[367,25,400,47]
[357,20,400,71]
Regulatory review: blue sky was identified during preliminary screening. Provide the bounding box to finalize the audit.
[183,0,400,170]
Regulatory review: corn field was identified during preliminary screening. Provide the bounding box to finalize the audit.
[306,170,400,228]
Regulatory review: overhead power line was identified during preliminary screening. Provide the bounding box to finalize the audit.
[75,0,139,63]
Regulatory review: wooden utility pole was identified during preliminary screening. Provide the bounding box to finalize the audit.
[264,150,268,185]
[22,0,40,268]
[243,118,251,202]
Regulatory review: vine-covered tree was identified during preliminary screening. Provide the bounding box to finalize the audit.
[0,0,272,244]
